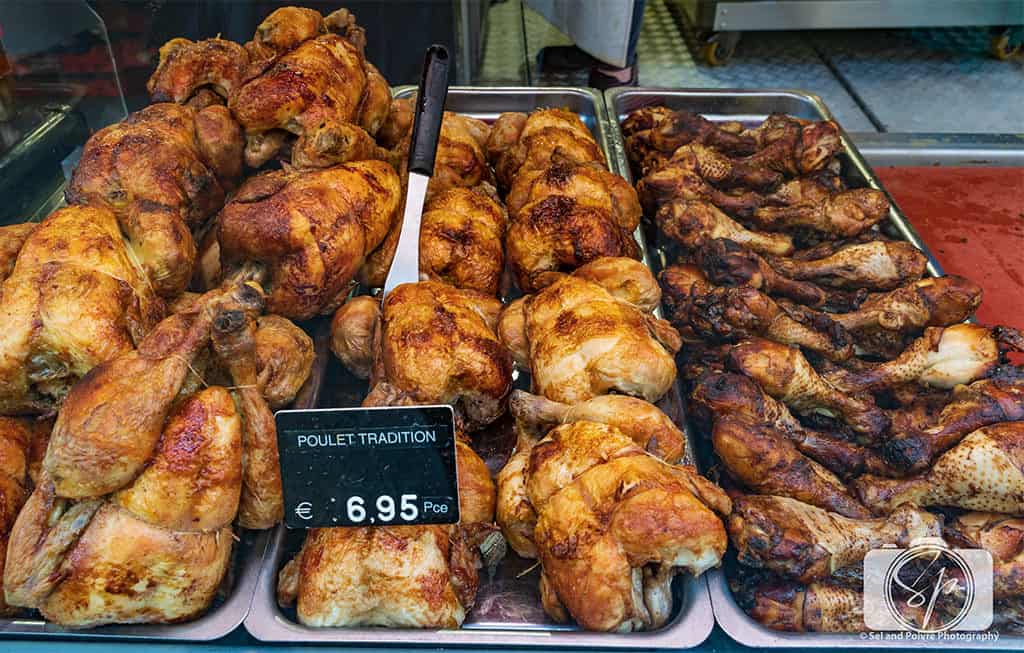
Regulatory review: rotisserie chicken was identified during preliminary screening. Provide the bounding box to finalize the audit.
[656,199,794,256]
[660,264,854,361]
[0,206,164,415]
[729,338,890,440]
[213,160,400,320]
[728,494,941,582]
[0,223,34,284]
[277,437,498,628]
[0,416,48,616]
[855,421,1024,514]
[224,8,391,169]
[768,240,928,290]
[497,259,680,404]
[487,108,606,189]
[506,156,640,226]
[66,102,243,297]
[496,419,730,631]
[330,281,512,431]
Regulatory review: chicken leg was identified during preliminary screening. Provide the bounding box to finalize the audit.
[728,494,941,582]
[712,414,871,518]
[664,143,782,191]
[657,199,794,256]
[729,338,890,441]
[750,188,889,238]
[768,241,928,290]
[855,422,1024,514]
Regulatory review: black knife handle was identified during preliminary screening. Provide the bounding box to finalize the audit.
[407,44,451,177]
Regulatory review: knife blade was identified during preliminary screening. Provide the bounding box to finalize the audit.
[383,44,450,297]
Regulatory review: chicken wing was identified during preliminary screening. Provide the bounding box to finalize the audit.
[728,495,940,582]
[216,160,400,319]
[147,37,249,104]
[854,421,1024,515]
[66,103,243,296]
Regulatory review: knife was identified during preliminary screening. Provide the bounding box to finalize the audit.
[383,44,450,297]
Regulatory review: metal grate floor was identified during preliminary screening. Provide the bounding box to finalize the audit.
[479,0,1024,133]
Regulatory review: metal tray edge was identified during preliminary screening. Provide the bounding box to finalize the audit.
[243,85,715,649]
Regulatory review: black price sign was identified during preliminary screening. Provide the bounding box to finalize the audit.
[275,406,460,529]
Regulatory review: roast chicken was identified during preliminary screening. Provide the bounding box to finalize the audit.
[622,106,757,176]
[496,419,730,631]
[855,421,1024,515]
[768,240,928,291]
[947,512,1024,599]
[728,494,941,583]
[330,281,512,431]
[277,436,498,628]
[487,108,606,189]
[212,160,401,319]
[66,102,243,297]
[0,416,48,616]
[656,199,794,256]
[0,206,164,415]
[497,258,681,404]
[0,223,34,284]
[1,290,269,625]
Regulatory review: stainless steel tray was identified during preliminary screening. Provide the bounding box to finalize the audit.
[244,86,715,649]
[604,88,1017,648]
[0,318,331,641]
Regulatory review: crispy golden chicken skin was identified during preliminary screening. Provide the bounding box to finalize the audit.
[0,417,48,616]
[0,206,164,416]
[374,282,512,431]
[147,37,249,104]
[487,108,606,189]
[496,420,729,631]
[277,439,497,628]
[216,160,400,320]
[0,223,34,285]
[498,262,680,404]
[66,103,243,297]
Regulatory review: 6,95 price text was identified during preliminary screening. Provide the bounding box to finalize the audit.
[345,494,421,524]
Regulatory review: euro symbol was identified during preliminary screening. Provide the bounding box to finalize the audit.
[295,502,313,520]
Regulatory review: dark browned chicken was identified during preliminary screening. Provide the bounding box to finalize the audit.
[825,324,1023,393]
[638,166,764,217]
[734,574,869,632]
[66,103,244,297]
[750,187,889,238]
[883,374,1024,473]
[729,338,890,441]
[214,160,401,319]
[0,206,164,416]
[657,199,794,256]
[824,275,983,358]
[947,512,1024,599]
[739,115,842,178]
[768,240,928,290]
[855,421,1024,515]
[728,494,941,582]
[660,143,783,191]
[697,239,862,311]
[691,371,893,479]
[712,414,871,518]
[660,264,854,361]
[622,106,758,176]
[330,282,512,431]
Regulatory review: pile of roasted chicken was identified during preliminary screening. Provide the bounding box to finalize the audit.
[623,105,1024,633]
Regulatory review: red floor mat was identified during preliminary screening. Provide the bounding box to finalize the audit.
[875,166,1024,332]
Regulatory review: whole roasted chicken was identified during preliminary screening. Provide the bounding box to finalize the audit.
[2,286,271,626]
[0,416,48,616]
[487,108,606,189]
[498,258,681,404]
[0,206,164,415]
[330,281,513,431]
[277,436,498,628]
[66,102,243,297]
[212,160,401,319]
[496,419,730,631]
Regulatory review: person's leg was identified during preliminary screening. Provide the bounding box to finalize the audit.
[588,0,646,88]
